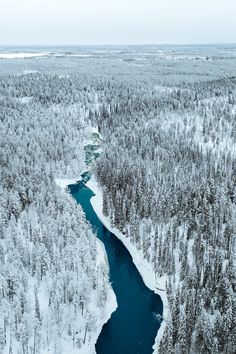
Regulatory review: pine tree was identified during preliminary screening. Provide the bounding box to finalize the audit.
[34,287,41,325]
[0,325,5,351]
[177,307,188,354]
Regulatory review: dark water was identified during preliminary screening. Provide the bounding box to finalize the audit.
[69,178,163,354]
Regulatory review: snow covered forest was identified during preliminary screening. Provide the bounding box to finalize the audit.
[0,74,112,353]
[94,77,236,352]
[0,45,236,354]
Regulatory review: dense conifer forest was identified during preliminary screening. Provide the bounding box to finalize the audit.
[0,46,236,353]
[94,76,236,353]
[0,74,111,353]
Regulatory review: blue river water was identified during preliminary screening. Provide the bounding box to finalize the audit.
[69,177,163,354]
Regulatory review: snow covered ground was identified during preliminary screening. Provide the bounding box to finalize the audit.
[55,177,80,191]
[87,176,169,354]
[0,52,50,59]
[0,52,95,60]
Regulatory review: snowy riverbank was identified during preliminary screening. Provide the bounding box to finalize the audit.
[55,178,117,354]
[87,176,169,353]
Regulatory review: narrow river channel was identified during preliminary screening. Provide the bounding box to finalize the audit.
[68,174,163,354]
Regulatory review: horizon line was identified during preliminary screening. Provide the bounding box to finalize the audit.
[0,41,236,47]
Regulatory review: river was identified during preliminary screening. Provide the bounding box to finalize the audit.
[68,174,163,354]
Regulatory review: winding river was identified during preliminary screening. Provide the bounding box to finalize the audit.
[69,175,163,354]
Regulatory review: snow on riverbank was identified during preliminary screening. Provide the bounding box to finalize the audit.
[55,177,80,191]
[87,176,169,353]
[55,177,117,354]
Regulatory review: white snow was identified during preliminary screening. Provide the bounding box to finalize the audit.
[23,70,38,74]
[69,54,94,58]
[0,52,50,59]
[55,177,79,191]
[87,176,169,354]
[17,70,39,76]
[17,96,33,104]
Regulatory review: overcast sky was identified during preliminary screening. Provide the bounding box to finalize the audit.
[0,0,235,45]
